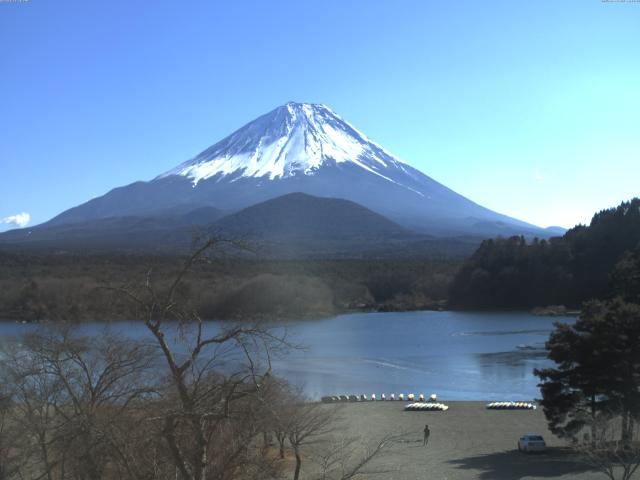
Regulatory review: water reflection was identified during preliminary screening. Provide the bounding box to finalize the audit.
[275,311,571,400]
[0,311,573,401]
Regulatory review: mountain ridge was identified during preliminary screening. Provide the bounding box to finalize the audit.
[26,102,551,241]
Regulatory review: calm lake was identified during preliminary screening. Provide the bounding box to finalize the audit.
[0,310,573,401]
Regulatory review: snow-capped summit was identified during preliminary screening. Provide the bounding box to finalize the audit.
[43,102,548,238]
[159,102,416,191]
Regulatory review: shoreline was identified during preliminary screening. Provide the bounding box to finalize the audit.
[316,401,602,480]
[0,306,580,323]
[317,399,539,405]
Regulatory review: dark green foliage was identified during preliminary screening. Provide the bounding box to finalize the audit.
[450,198,640,309]
[610,248,640,303]
[535,299,640,442]
[449,236,574,308]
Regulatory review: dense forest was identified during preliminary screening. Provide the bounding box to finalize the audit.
[0,252,458,322]
[450,198,640,309]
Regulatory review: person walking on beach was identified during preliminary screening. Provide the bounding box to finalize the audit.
[423,424,430,446]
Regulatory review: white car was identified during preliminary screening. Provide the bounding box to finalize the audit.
[518,434,546,453]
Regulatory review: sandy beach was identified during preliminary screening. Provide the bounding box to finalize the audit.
[313,401,612,480]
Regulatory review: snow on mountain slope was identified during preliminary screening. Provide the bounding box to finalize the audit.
[39,102,549,238]
[159,102,422,195]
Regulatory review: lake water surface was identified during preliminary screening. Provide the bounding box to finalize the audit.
[0,310,573,401]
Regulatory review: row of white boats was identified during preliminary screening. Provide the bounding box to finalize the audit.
[321,393,438,403]
[405,402,449,411]
[319,395,537,411]
[486,401,537,410]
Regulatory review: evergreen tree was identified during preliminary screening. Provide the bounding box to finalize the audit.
[535,299,640,444]
[611,248,640,303]
[450,198,640,309]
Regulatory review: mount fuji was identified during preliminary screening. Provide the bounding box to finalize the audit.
[1,102,554,254]
[41,102,545,238]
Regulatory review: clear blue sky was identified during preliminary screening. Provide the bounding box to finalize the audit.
[1,0,639,231]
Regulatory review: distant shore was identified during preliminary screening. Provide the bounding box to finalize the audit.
[531,305,581,317]
[0,304,580,323]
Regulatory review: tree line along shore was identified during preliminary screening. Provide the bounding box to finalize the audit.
[0,254,457,322]
[1,198,638,322]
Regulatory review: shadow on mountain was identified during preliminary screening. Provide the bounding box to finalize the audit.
[447,447,595,479]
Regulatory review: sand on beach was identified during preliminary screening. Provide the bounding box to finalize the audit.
[306,401,615,480]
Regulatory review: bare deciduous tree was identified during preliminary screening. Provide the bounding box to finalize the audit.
[112,238,290,480]
[286,402,335,480]
[0,327,160,480]
[0,388,18,480]
[263,385,400,480]
[576,411,640,480]
[310,433,403,480]
[0,237,403,480]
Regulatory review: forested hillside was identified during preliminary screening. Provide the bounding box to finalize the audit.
[0,253,458,321]
[450,198,640,309]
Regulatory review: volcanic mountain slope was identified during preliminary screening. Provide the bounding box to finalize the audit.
[210,193,484,258]
[0,206,225,252]
[215,192,409,239]
[41,102,548,238]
